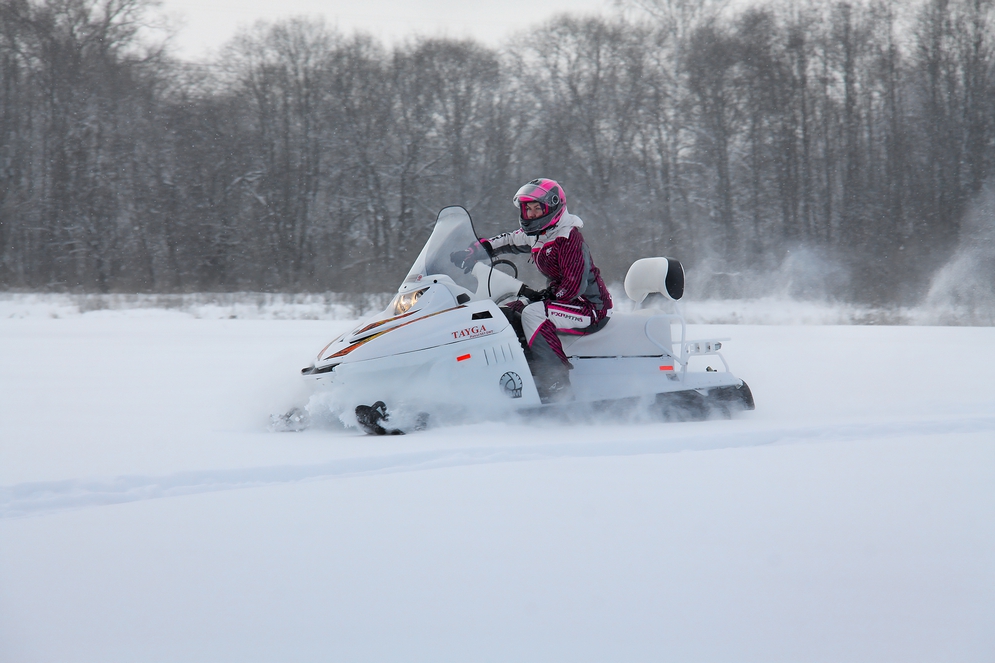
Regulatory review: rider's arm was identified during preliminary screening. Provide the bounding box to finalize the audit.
[449,230,529,272]
[486,229,532,256]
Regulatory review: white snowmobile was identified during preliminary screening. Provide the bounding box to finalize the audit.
[295,206,753,434]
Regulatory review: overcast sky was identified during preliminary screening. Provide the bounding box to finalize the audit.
[155,0,616,61]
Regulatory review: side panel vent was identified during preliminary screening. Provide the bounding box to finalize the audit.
[483,342,516,366]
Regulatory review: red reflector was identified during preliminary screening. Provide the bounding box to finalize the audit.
[659,365,674,371]
[457,354,471,362]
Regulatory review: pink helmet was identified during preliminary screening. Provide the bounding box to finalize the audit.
[513,178,566,236]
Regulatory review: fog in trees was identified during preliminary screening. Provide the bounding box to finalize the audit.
[1,0,993,304]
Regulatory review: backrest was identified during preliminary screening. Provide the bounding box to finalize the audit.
[623,257,685,303]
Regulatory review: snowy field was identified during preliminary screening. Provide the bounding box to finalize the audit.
[1,296,994,662]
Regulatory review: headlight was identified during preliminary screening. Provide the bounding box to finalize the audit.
[392,288,428,315]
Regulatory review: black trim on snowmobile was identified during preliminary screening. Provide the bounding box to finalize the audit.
[301,363,336,376]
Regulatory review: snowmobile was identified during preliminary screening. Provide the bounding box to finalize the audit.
[293,206,754,434]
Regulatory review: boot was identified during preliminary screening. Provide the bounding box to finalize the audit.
[527,332,573,404]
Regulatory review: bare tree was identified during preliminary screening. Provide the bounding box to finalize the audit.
[1,0,992,303]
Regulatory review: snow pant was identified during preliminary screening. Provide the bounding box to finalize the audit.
[502,299,610,396]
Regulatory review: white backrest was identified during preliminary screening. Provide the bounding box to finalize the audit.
[624,257,685,303]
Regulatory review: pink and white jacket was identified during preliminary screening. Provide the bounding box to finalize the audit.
[484,211,613,317]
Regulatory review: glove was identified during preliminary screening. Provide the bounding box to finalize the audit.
[518,284,553,303]
[449,240,491,274]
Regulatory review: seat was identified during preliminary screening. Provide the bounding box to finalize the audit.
[560,313,675,358]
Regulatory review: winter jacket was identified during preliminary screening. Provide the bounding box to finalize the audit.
[484,211,613,315]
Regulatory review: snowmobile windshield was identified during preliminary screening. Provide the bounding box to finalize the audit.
[402,206,480,292]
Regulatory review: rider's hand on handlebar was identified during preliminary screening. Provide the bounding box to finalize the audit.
[518,284,553,303]
[449,241,491,274]
[449,249,473,273]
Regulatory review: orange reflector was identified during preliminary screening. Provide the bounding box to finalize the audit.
[457,354,471,362]
[659,365,674,371]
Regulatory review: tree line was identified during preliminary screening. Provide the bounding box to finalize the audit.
[1,0,993,302]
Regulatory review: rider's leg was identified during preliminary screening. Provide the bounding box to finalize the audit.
[500,302,530,358]
[521,302,575,402]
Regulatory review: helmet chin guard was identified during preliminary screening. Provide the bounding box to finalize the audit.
[514,178,566,235]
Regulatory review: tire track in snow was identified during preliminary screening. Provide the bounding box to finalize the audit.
[3,414,994,519]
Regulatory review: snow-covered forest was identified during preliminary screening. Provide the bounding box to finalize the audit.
[1,0,993,303]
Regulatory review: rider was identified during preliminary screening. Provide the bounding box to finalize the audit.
[450,178,613,401]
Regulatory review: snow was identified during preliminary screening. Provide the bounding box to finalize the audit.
[2,298,994,661]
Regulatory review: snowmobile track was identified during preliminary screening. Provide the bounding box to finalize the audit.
[3,414,993,519]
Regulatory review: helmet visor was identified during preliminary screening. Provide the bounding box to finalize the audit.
[519,201,550,220]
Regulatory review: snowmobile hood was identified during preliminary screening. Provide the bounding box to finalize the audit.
[310,297,510,369]
[306,206,526,375]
